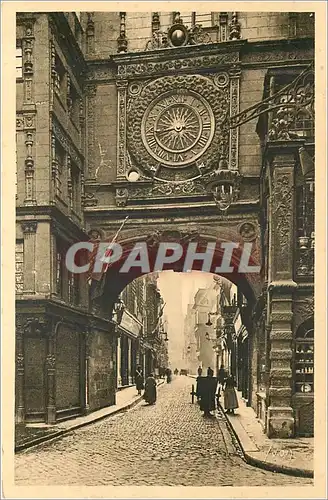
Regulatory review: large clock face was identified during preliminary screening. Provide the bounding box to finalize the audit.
[141,91,215,167]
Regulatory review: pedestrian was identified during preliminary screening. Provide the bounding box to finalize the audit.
[144,373,157,405]
[197,366,203,377]
[165,367,172,383]
[217,364,227,398]
[135,365,144,396]
[198,367,218,418]
[223,373,239,414]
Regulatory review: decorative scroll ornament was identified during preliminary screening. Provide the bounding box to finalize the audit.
[145,11,210,51]
[229,63,314,132]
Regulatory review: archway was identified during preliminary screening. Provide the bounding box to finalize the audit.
[89,225,262,318]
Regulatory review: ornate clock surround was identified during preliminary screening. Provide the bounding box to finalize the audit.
[127,75,230,181]
[113,45,242,204]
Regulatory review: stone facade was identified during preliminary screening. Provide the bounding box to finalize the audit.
[16,11,314,436]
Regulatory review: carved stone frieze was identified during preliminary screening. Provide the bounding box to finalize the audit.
[117,52,239,78]
[129,179,207,199]
[242,47,314,64]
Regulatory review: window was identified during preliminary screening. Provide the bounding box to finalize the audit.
[71,162,80,213]
[54,54,65,96]
[55,141,65,198]
[295,319,314,393]
[55,239,65,297]
[16,45,23,79]
[68,271,80,306]
[15,241,24,293]
[297,181,315,239]
[172,11,214,28]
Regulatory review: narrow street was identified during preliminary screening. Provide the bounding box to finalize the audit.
[15,376,313,487]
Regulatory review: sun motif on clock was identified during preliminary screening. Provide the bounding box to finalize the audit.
[141,90,215,167]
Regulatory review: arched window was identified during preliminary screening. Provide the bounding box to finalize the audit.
[294,317,314,393]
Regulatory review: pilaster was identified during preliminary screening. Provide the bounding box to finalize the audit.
[266,141,299,438]
[128,337,132,384]
[45,320,56,424]
[21,221,37,294]
[15,315,25,423]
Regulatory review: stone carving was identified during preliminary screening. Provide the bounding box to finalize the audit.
[46,354,56,369]
[238,222,257,241]
[83,191,98,207]
[229,67,241,171]
[52,118,83,169]
[115,188,129,207]
[117,53,239,78]
[130,179,207,199]
[23,316,51,335]
[145,12,211,51]
[213,72,229,89]
[127,75,230,178]
[21,221,37,234]
[293,297,314,331]
[242,48,314,64]
[117,12,128,53]
[229,12,241,41]
[86,84,97,178]
[16,353,25,369]
[272,174,293,269]
[116,80,128,178]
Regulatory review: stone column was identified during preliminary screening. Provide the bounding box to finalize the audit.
[46,319,56,424]
[267,142,300,438]
[15,316,25,423]
[117,333,122,387]
[21,221,37,294]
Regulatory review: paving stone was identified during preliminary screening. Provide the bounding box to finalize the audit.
[15,376,313,486]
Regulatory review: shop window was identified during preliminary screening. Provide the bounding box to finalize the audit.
[295,318,314,393]
[16,44,23,79]
[15,241,24,293]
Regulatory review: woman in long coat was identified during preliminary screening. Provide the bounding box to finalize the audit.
[223,374,239,414]
[144,373,157,405]
[135,365,144,396]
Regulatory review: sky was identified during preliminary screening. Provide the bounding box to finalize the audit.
[157,271,214,368]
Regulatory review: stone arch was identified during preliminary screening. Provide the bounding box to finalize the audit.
[91,224,262,318]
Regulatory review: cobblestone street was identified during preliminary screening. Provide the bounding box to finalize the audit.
[15,376,313,486]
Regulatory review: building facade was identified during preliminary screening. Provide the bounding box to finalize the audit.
[16,11,314,437]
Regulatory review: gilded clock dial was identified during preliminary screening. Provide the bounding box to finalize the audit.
[142,91,215,167]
